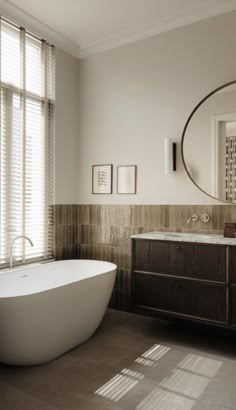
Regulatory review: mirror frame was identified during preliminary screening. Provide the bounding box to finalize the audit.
[181,80,236,203]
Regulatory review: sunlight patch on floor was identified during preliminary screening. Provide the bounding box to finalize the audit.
[177,353,222,378]
[95,368,144,402]
[136,387,195,410]
[159,369,210,399]
[135,344,171,368]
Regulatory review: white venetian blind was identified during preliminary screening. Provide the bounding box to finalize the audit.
[0,17,55,267]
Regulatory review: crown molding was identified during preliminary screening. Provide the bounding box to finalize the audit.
[1,0,236,60]
[0,0,80,58]
[79,0,236,58]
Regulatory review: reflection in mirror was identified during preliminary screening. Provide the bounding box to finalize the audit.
[182,81,236,202]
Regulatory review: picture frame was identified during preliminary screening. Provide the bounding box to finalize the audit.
[92,164,113,194]
[117,165,137,194]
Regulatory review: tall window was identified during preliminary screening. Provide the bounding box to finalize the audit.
[0,17,55,267]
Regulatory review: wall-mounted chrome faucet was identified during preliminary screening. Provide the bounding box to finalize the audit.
[187,214,199,224]
[187,213,211,225]
[9,235,34,268]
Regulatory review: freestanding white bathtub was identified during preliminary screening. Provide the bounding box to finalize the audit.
[0,260,116,366]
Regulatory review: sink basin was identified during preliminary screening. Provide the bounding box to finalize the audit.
[164,233,213,240]
[196,235,212,239]
[165,233,185,237]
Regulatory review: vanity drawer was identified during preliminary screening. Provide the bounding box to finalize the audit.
[134,273,227,323]
[133,240,227,283]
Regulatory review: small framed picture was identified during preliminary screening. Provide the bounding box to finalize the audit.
[92,164,113,194]
[117,165,137,194]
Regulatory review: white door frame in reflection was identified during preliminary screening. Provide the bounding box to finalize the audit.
[212,112,236,199]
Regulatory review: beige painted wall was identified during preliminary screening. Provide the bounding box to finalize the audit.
[77,11,236,205]
[55,47,78,204]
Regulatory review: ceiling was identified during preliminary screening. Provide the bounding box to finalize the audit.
[2,0,236,58]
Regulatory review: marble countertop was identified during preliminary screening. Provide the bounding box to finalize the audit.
[131,231,236,245]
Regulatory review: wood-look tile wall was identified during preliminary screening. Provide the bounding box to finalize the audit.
[55,204,236,312]
[54,205,79,261]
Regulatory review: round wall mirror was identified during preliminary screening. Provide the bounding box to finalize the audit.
[181,80,236,203]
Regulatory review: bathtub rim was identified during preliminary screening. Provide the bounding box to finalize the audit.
[0,259,117,299]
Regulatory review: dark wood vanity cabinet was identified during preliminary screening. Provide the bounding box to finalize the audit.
[132,239,236,328]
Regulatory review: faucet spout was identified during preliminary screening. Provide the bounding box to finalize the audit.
[187,214,199,224]
[9,235,34,268]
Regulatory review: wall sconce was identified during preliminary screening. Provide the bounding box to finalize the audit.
[164,138,176,174]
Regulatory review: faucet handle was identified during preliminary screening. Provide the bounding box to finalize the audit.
[200,213,211,223]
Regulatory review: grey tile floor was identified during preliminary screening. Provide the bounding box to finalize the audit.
[1,309,236,409]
